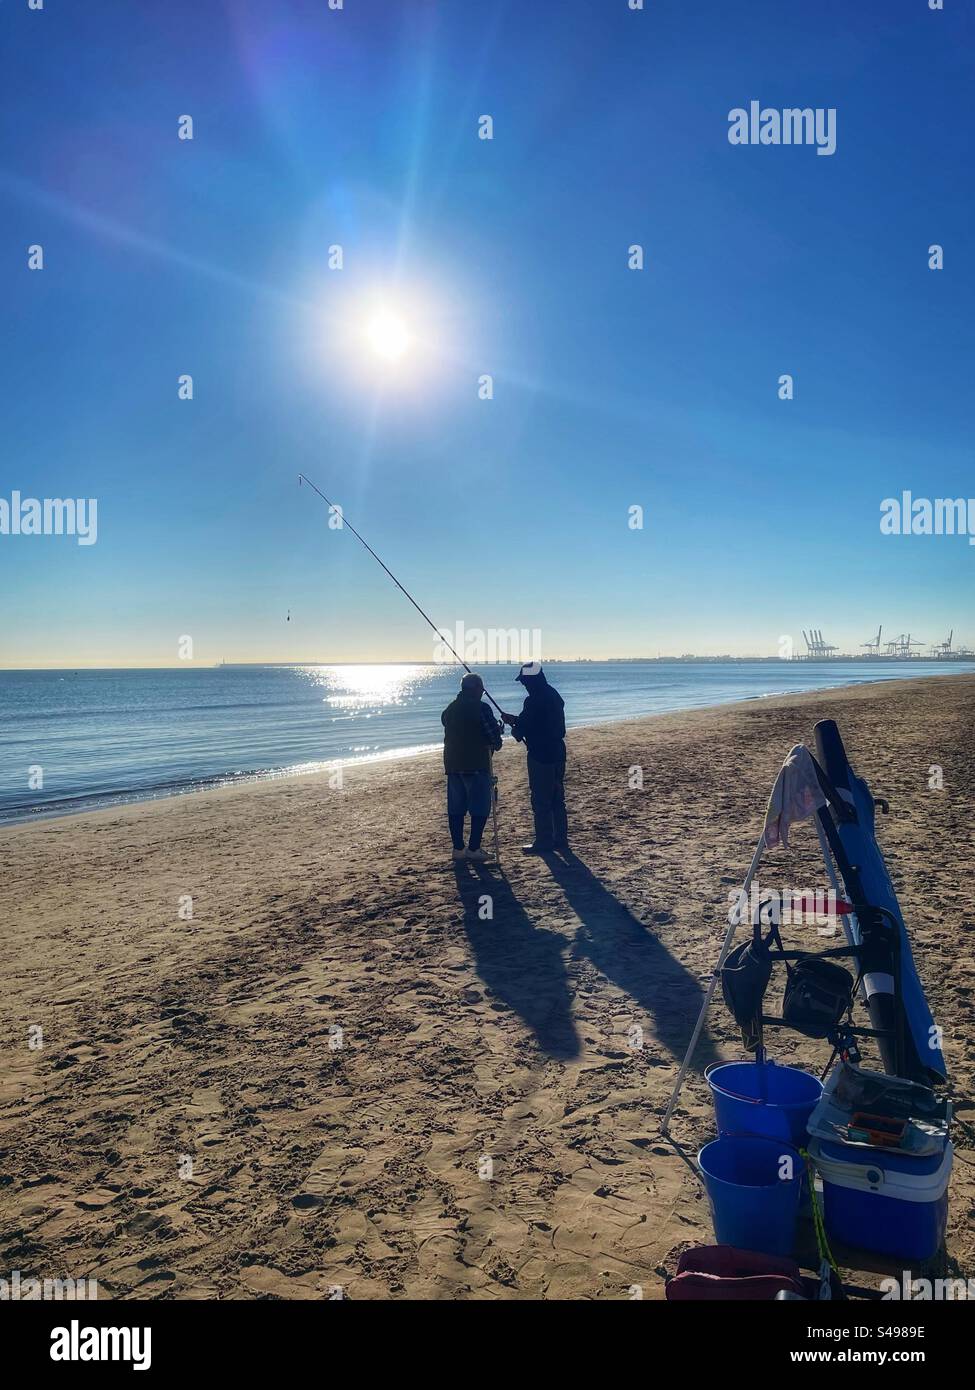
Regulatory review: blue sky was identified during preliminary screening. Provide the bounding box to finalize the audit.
[1,0,972,666]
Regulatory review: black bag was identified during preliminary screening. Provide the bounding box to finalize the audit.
[781,957,854,1038]
[721,924,781,1051]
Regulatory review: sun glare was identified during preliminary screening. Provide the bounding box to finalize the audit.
[366,310,411,362]
[320,285,446,389]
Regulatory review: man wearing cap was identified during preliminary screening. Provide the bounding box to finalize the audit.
[441,673,503,862]
[501,663,568,855]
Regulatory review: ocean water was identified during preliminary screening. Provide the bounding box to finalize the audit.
[0,661,969,825]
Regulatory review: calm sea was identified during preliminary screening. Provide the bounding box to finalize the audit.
[0,661,968,825]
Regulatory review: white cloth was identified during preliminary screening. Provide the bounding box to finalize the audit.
[763,744,828,849]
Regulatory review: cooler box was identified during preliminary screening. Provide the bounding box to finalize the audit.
[808,1135,952,1262]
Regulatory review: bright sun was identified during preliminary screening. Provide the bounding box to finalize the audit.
[366,310,411,362]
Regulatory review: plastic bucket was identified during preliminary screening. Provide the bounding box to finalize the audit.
[698,1135,803,1257]
[706,1060,822,1145]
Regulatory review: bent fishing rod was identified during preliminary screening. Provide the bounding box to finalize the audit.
[298,472,506,718]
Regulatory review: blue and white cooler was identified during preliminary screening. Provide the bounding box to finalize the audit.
[808,1134,952,1262]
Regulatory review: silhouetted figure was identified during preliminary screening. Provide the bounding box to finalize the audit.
[441,673,503,862]
[501,663,568,854]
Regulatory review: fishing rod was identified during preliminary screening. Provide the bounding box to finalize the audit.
[298,472,506,718]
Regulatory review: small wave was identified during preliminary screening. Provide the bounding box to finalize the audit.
[0,741,442,827]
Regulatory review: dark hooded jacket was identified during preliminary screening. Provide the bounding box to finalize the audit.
[510,670,566,764]
[441,691,503,774]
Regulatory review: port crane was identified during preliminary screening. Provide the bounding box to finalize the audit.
[802,628,838,658]
[861,625,883,654]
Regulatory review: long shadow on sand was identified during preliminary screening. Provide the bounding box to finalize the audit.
[544,849,720,1072]
[453,862,580,1059]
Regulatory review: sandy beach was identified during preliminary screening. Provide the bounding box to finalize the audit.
[1,673,973,1300]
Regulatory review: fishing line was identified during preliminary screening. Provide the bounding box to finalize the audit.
[298,472,506,716]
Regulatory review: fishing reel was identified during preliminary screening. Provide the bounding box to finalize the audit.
[829,1024,862,1066]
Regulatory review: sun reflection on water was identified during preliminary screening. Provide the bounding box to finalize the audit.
[295,664,432,711]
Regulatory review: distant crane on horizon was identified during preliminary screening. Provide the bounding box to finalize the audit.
[885,632,925,658]
[861,625,883,654]
[802,628,838,658]
[931,630,954,658]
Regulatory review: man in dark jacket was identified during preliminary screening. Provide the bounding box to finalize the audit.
[501,663,568,854]
[441,673,503,862]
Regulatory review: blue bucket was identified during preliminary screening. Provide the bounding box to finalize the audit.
[698,1135,803,1257]
[706,1060,822,1146]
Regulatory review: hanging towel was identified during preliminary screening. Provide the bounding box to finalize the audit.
[763,744,828,849]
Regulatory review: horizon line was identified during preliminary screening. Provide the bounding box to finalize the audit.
[3,654,974,673]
